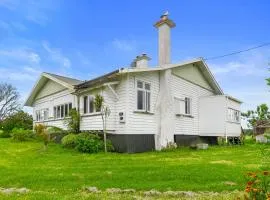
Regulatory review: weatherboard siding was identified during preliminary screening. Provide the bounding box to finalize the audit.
[114,75,128,134]
[80,86,117,131]
[125,72,159,135]
[33,89,76,129]
[35,80,66,100]
[171,74,214,136]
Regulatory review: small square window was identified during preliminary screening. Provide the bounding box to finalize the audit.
[145,83,150,90]
[137,81,143,88]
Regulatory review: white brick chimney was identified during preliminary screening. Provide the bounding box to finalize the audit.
[132,54,151,69]
[154,11,176,66]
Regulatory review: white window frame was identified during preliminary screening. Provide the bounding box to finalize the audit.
[53,102,72,119]
[83,95,97,114]
[136,80,151,112]
[227,108,240,123]
[35,108,49,122]
[174,96,192,116]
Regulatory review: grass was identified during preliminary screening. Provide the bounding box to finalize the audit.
[0,138,269,199]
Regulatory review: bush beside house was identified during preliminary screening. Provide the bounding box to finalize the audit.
[61,132,114,153]
[11,128,34,142]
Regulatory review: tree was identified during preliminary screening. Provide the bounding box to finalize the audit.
[94,94,111,153]
[242,104,270,128]
[0,110,33,132]
[0,83,20,121]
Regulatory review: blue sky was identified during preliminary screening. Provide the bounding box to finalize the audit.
[0,0,270,118]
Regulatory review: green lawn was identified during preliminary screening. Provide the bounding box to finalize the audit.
[0,138,268,199]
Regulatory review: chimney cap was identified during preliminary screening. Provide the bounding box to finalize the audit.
[154,11,176,28]
[135,53,151,61]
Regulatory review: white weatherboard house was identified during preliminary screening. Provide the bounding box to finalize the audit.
[25,13,242,152]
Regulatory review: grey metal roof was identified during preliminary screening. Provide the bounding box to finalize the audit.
[44,72,83,86]
[75,69,120,89]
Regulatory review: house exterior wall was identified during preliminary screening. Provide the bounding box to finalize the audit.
[199,96,241,137]
[172,64,213,90]
[125,72,160,135]
[172,74,215,137]
[33,89,77,129]
[199,96,226,136]
[225,98,241,136]
[36,80,66,99]
[79,86,117,132]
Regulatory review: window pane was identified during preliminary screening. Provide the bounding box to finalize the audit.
[137,90,145,110]
[64,104,68,117]
[185,97,191,115]
[137,81,143,88]
[57,106,61,118]
[54,107,56,119]
[61,105,64,118]
[84,96,88,114]
[146,91,150,111]
[40,110,44,121]
[44,109,48,120]
[36,111,39,121]
[69,103,72,110]
[145,83,150,90]
[89,97,94,113]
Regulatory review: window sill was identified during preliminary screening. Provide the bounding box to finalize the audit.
[176,114,194,118]
[34,117,70,123]
[81,112,102,117]
[134,110,154,115]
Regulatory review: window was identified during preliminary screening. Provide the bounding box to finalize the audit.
[136,80,151,112]
[44,109,49,121]
[185,97,191,115]
[174,97,192,115]
[227,108,240,123]
[89,96,94,113]
[35,108,49,122]
[83,96,98,114]
[53,103,72,119]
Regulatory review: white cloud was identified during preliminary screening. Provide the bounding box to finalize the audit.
[0,67,38,81]
[0,48,40,64]
[209,49,270,77]
[207,48,270,115]
[23,66,42,75]
[112,39,136,51]
[42,41,71,68]
[0,20,27,33]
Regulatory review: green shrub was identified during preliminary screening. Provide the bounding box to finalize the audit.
[76,133,102,153]
[64,108,80,133]
[0,111,33,133]
[47,126,67,143]
[11,128,33,141]
[0,130,11,138]
[102,139,114,152]
[75,132,114,153]
[61,134,78,148]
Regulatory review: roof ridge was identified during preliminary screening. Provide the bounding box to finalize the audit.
[43,72,82,82]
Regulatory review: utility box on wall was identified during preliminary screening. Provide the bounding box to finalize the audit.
[119,112,125,123]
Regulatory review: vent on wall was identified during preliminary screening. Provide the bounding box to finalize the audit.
[119,112,125,123]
